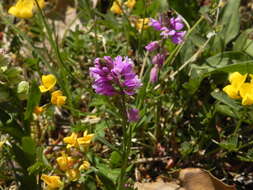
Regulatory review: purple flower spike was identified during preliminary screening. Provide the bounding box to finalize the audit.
[160,27,176,37]
[171,31,186,44]
[149,18,163,31]
[152,53,166,67]
[150,66,159,83]
[145,41,159,52]
[90,56,141,96]
[170,17,184,31]
[149,15,186,44]
[127,108,140,122]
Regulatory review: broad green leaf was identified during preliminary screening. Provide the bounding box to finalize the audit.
[96,163,120,188]
[22,136,36,157]
[219,0,241,44]
[110,151,122,168]
[185,59,253,94]
[211,91,241,111]
[215,104,238,118]
[234,28,253,57]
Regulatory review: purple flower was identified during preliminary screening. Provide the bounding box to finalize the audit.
[127,108,140,122]
[160,27,176,38]
[171,31,186,44]
[90,56,141,96]
[150,66,158,83]
[150,16,186,44]
[149,18,163,31]
[145,41,159,52]
[152,53,166,66]
[170,17,184,30]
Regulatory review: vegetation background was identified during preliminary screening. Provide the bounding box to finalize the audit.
[0,0,253,189]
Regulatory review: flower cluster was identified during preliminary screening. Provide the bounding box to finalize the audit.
[35,74,67,115]
[110,0,136,15]
[223,72,253,105]
[149,16,186,44]
[8,0,45,19]
[145,41,167,83]
[90,56,141,96]
[41,131,94,189]
[63,131,94,150]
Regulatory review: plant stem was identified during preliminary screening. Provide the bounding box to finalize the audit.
[117,93,130,190]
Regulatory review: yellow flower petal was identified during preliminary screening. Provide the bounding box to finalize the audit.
[110,0,122,14]
[40,74,57,93]
[77,131,94,146]
[79,161,90,171]
[124,0,136,9]
[56,152,74,171]
[135,18,150,31]
[41,174,63,189]
[223,85,240,99]
[51,90,66,106]
[63,133,78,148]
[239,83,253,105]
[0,141,5,150]
[66,169,79,181]
[228,72,247,89]
[242,94,253,105]
[34,106,45,115]
[8,0,45,19]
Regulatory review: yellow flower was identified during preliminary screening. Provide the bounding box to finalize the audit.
[79,161,90,171]
[239,83,253,105]
[51,90,67,107]
[66,169,80,181]
[110,0,122,15]
[223,72,247,99]
[34,106,45,115]
[135,18,150,31]
[124,0,136,9]
[8,0,45,19]
[41,174,63,189]
[63,133,78,148]
[0,141,5,150]
[39,74,57,93]
[56,152,75,171]
[77,131,94,147]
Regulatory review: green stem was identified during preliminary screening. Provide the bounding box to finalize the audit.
[117,93,130,190]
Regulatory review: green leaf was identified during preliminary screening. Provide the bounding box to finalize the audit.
[219,0,241,44]
[0,85,10,103]
[238,148,253,162]
[0,110,24,141]
[21,136,36,158]
[96,163,120,188]
[180,142,194,157]
[24,81,41,133]
[215,104,238,118]
[110,151,122,168]
[185,59,253,94]
[211,91,241,111]
[219,134,239,152]
[234,28,253,57]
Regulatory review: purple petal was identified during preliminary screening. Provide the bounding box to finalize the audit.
[145,41,160,52]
